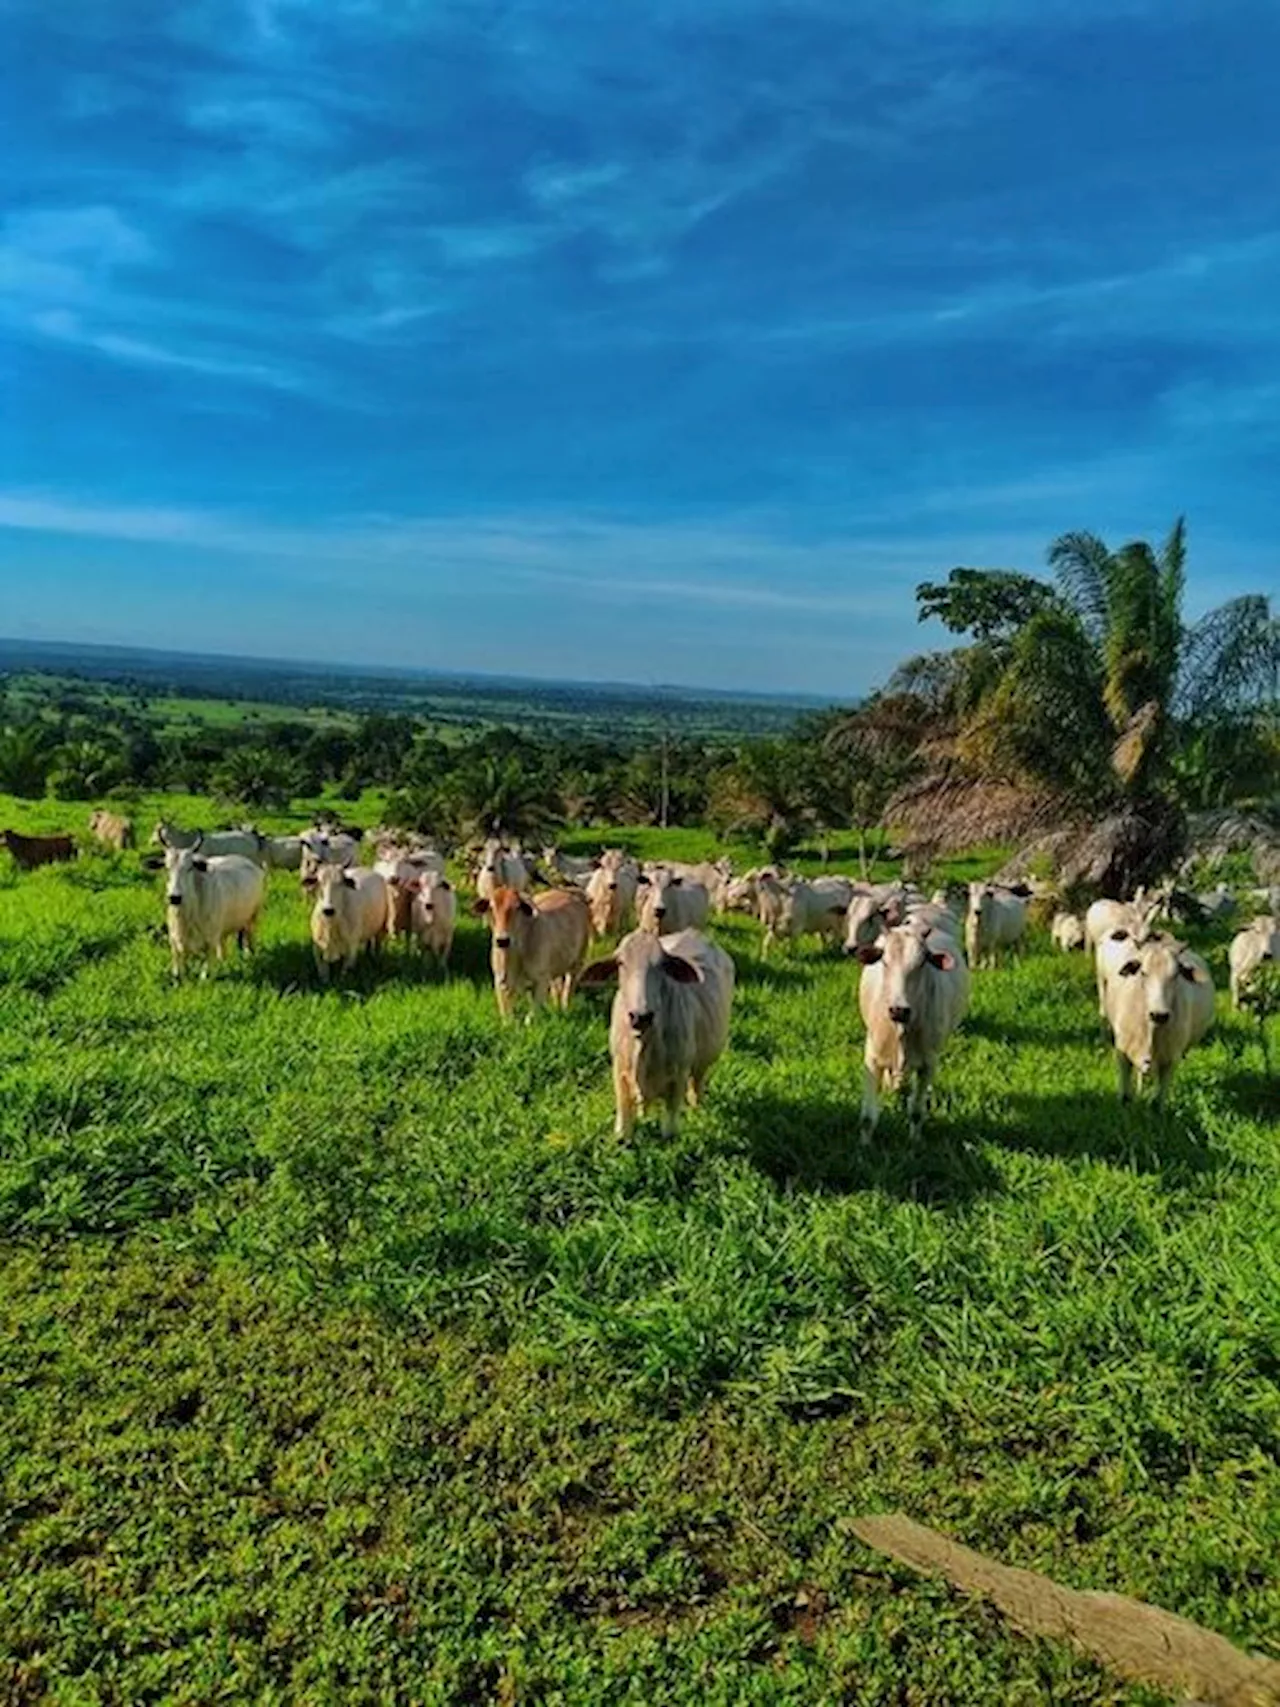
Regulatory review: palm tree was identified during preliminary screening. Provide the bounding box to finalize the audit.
[901,521,1280,889]
[988,520,1277,796]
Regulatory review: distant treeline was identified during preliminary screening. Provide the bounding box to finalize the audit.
[0,641,821,741]
[0,672,888,857]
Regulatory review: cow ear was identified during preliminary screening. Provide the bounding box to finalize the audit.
[856,945,884,965]
[1109,928,1130,941]
[1178,959,1204,983]
[577,958,619,987]
[342,872,357,889]
[661,954,700,984]
[192,857,209,873]
[927,948,956,972]
[471,898,490,916]
[519,898,534,917]
[1118,959,1141,977]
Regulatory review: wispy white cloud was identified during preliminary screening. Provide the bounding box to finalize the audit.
[0,489,1014,621]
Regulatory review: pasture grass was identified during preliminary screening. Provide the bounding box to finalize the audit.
[1,842,1278,1703]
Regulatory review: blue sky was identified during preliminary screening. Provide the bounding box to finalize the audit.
[2,0,1278,696]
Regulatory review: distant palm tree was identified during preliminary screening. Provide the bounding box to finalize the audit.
[894,521,1279,889]
[965,519,1278,803]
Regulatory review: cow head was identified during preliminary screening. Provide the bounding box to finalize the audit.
[857,926,957,1027]
[480,885,534,951]
[164,843,209,907]
[581,931,701,1035]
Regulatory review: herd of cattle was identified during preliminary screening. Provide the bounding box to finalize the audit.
[3,813,1278,1140]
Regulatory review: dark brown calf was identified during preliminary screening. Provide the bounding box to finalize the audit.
[1,829,77,871]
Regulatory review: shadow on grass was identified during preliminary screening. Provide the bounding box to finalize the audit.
[1216,1067,1280,1124]
[726,1088,1000,1205]
[734,957,812,990]
[245,939,481,996]
[0,927,139,997]
[980,1088,1228,1182]
[963,1010,1106,1050]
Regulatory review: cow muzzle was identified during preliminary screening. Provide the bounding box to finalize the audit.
[629,1011,654,1034]
[889,1004,911,1026]
[321,906,336,918]
[1150,1010,1171,1026]
[653,908,667,921]
[168,894,182,908]
[495,934,511,949]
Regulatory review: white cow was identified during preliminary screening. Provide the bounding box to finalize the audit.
[773,876,856,949]
[541,846,598,886]
[300,834,360,895]
[1229,916,1280,1010]
[163,840,266,981]
[844,883,922,951]
[845,888,957,954]
[475,839,534,903]
[586,857,640,939]
[1084,893,1160,953]
[637,870,711,936]
[1051,911,1086,952]
[1103,936,1214,1102]
[854,924,970,1140]
[153,821,264,862]
[408,872,457,970]
[1086,895,1164,1014]
[258,834,305,871]
[580,928,735,1139]
[310,865,390,983]
[965,883,1030,969]
[656,860,735,907]
[376,849,448,941]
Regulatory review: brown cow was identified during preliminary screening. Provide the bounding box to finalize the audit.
[88,809,135,851]
[473,885,590,1018]
[1,829,77,871]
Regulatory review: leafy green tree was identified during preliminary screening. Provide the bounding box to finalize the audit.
[917,566,1055,645]
[0,725,53,798]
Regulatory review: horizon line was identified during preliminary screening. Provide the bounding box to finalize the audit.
[0,633,843,710]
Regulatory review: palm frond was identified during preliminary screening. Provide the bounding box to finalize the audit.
[1177,595,1280,721]
[1048,530,1113,642]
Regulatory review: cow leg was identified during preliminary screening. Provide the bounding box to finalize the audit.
[906,1064,933,1141]
[614,1064,637,1140]
[1153,1060,1174,1108]
[660,1090,682,1138]
[860,1062,882,1141]
[1115,1050,1133,1102]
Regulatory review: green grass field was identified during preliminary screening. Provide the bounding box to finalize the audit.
[2,823,1278,1703]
